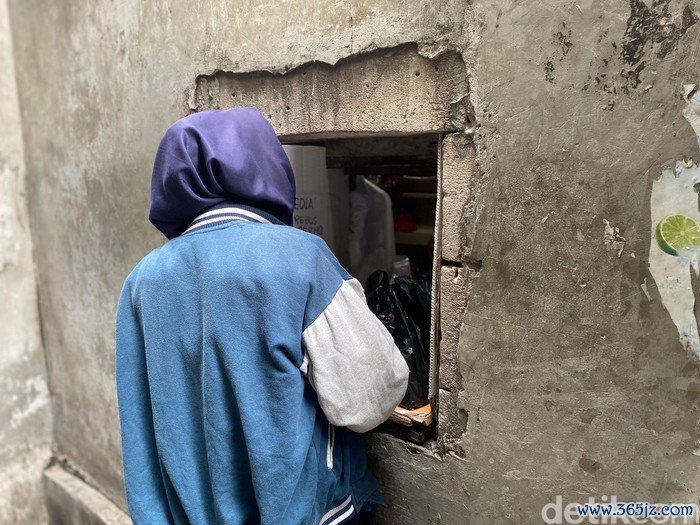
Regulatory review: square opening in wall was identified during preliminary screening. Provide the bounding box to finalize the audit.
[283,134,441,444]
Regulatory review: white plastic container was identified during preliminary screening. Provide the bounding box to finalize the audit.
[284,145,350,267]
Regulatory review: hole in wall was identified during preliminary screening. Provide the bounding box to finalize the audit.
[283,133,440,444]
[190,43,474,445]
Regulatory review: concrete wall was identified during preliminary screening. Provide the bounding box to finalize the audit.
[454,2,700,521]
[0,0,51,522]
[7,0,700,523]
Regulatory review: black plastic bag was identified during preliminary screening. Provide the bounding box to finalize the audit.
[365,270,431,409]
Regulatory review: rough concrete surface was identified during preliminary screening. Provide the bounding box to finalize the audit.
[194,44,470,138]
[44,465,130,525]
[441,134,478,263]
[457,1,700,520]
[437,265,471,449]
[0,0,51,523]
[5,0,700,523]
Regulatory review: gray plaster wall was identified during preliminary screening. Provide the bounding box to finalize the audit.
[455,1,700,521]
[0,0,51,522]
[7,0,700,523]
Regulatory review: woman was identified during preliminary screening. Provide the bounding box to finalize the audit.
[115,107,408,524]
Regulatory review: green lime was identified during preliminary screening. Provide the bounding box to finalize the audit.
[655,214,700,256]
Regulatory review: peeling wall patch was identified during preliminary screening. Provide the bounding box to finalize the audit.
[603,219,625,257]
[621,1,698,89]
[649,85,700,355]
[641,277,651,301]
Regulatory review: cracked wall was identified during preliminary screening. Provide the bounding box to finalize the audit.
[6,0,700,523]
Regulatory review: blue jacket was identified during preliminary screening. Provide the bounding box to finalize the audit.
[116,106,410,525]
[117,109,408,524]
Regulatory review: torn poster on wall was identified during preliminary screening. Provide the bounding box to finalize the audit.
[649,85,700,355]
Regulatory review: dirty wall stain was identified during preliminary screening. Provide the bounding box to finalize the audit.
[621,1,698,90]
[649,85,700,355]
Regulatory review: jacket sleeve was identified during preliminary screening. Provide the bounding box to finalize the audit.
[301,242,409,433]
[115,275,171,524]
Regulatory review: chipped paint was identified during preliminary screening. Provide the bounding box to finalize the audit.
[649,86,700,355]
[683,84,700,137]
[641,277,651,301]
[603,219,625,256]
[9,375,50,430]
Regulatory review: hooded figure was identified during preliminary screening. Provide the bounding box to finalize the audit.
[149,107,296,238]
[116,108,409,525]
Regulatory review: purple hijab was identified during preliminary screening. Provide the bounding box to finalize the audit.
[149,108,296,239]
